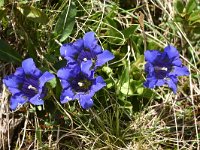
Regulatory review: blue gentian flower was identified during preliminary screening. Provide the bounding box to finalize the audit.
[3,58,55,110]
[144,45,189,93]
[60,31,114,68]
[57,60,106,109]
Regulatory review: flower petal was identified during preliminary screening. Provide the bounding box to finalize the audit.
[169,66,190,76]
[22,58,42,77]
[93,45,103,54]
[29,94,44,105]
[143,77,157,89]
[57,63,80,79]
[60,80,70,89]
[144,50,161,63]
[171,58,182,66]
[10,94,27,110]
[166,77,177,93]
[79,94,94,109]
[73,39,84,50]
[81,60,93,76]
[14,67,24,76]
[145,63,154,75]
[57,67,73,80]
[60,88,74,104]
[39,71,55,88]
[3,75,22,88]
[3,75,23,94]
[164,45,179,59]
[60,43,80,61]
[83,31,97,50]
[155,79,165,86]
[96,50,115,67]
[90,76,106,93]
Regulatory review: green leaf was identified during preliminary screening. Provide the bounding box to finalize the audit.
[36,127,42,145]
[105,78,114,89]
[174,14,184,22]
[147,39,161,50]
[0,0,4,7]
[47,77,57,89]
[105,16,125,45]
[118,62,129,85]
[117,61,129,94]
[137,87,144,95]
[188,10,200,25]
[174,0,184,14]
[140,88,155,99]
[54,2,77,42]
[102,66,113,76]
[55,78,62,99]
[120,79,144,96]
[17,4,48,24]
[0,8,6,20]
[186,0,197,14]
[193,27,200,34]
[0,39,22,64]
[106,16,117,28]
[118,98,133,115]
[132,55,144,67]
[27,38,38,60]
[130,35,144,55]
[117,61,135,96]
[122,24,139,39]
[120,80,134,96]
[53,59,67,70]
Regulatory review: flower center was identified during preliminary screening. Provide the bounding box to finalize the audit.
[77,79,91,90]
[84,48,90,52]
[70,73,92,93]
[154,66,171,79]
[83,58,87,61]
[78,49,97,66]
[20,76,39,98]
[154,66,168,71]
[28,85,38,92]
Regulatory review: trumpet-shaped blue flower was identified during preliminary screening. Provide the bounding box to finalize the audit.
[3,58,55,110]
[57,60,106,109]
[144,45,189,93]
[60,31,114,68]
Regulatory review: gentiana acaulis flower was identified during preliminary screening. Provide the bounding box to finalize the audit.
[57,60,106,109]
[143,45,189,93]
[3,58,55,110]
[60,31,114,69]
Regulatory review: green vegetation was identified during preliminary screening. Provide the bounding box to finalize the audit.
[0,0,199,149]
